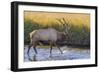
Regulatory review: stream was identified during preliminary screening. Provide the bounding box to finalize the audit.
[24,46,90,62]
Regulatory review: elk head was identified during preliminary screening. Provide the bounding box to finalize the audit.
[56,18,72,40]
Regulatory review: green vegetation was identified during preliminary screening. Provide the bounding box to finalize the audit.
[24,18,90,46]
[55,18,90,46]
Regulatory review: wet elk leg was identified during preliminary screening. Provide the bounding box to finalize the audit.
[30,42,38,61]
[33,42,38,54]
[27,43,32,58]
[50,41,53,57]
[54,42,63,54]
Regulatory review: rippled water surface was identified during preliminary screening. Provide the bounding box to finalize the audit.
[24,46,90,62]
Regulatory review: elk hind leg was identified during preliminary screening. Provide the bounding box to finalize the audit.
[27,44,32,57]
[33,46,38,54]
[27,44,33,61]
[33,42,38,54]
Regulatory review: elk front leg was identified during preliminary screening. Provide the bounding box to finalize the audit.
[54,43,63,54]
[49,41,53,57]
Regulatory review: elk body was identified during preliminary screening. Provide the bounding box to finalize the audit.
[27,28,66,58]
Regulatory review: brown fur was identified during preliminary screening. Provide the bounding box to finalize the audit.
[27,28,66,57]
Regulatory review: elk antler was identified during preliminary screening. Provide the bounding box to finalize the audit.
[57,18,73,41]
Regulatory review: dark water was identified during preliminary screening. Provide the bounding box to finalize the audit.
[24,46,90,62]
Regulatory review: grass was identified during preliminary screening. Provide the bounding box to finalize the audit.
[24,11,90,27]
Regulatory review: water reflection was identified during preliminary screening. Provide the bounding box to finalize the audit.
[24,46,90,62]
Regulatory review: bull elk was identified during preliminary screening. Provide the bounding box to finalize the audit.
[27,28,67,58]
[27,18,71,60]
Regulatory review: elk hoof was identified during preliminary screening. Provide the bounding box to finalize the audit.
[49,55,52,58]
[61,52,63,54]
